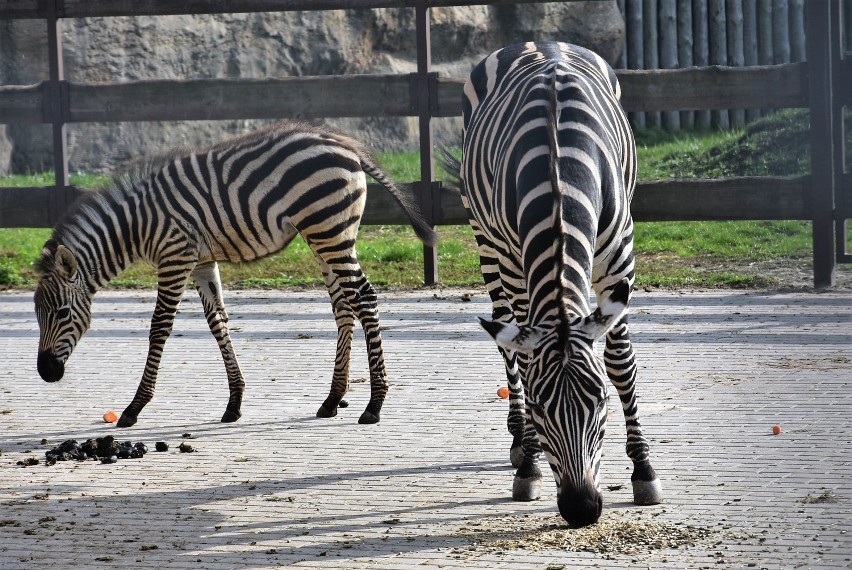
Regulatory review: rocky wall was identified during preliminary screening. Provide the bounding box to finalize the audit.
[0,2,623,175]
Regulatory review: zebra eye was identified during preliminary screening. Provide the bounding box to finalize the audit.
[56,307,71,320]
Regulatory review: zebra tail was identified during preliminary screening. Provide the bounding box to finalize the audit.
[436,145,463,193]
[360,156,439,247]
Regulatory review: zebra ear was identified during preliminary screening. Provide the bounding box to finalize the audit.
[478,318,547,354]
[575,278,631,341]
[54,245,78,281]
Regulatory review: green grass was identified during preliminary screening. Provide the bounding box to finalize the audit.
[1,110,847,289]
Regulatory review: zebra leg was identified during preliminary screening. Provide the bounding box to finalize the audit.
[503,349,526,468]
[315,256,355,419]
[472,225,542,497]
[513,393,544,501]
[192,261,245,424]
[605,316,663,505]
[327,264,387,425]
[118,266,193,428]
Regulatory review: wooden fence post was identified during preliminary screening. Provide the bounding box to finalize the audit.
[805,0,840,288]
[415,0,438,286]
[43,0,69,226]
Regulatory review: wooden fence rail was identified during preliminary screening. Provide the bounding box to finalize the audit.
[0,0,848,288]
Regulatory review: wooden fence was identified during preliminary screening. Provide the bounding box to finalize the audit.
[0,0,848,288]
[617,0,852,132]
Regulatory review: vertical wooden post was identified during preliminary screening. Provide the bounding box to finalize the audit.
[658,0,680,131]
[708,0,729,129]
[615,0,627,70]
[676,1,695,129]
[742,0,760,122]
[416,0,438,286]
[726,0,745,129]
[805,0,839,288]
[642,0,661,128]
[625,0,645,127]
[44,0,69,226]
[692,0,711,129]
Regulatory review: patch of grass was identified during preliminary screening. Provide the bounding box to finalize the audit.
[634,220,813,261]
[2,112,848,290]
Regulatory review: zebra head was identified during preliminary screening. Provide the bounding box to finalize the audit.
[34,241,93,383]
[480,279,631,527]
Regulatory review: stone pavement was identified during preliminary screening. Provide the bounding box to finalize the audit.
[0,287,850,569]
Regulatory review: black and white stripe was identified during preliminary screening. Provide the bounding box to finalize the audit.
[35,121,437,428]
[444,42,661,527]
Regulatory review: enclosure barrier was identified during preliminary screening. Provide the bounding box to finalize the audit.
[0,0,848,287]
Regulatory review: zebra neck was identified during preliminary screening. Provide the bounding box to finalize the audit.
[58,190,142,291]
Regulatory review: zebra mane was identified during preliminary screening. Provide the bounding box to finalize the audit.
[47,146,191,251]
[109,146,193,193]
[205,120,364,155]
[34,238,59,275]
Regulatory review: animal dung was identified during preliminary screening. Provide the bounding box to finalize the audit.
[155,441,169,452]
[34,436,168,466]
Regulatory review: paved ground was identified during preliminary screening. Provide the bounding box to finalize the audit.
[0,287,850,569]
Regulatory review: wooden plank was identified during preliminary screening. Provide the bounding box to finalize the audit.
[434,76,465,117]
[1,177,809,230]
[617,63,808,112]
[630,177,810,222]
[67,75,414,122]
[0,186,84,228]
[1,65,810,127]
[0,84,43,123]
[0,0,601,18]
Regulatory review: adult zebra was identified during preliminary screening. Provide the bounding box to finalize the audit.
[442,41,662,527]
[35,121,437,428]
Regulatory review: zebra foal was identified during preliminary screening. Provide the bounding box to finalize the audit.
[35,121,437,428]
[442,42,662,527]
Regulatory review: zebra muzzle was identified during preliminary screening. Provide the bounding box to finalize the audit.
[37,351,65,382]
[557,475,603,528]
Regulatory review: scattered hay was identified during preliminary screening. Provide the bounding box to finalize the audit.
[457,513,716,556]
[801,490,839,504]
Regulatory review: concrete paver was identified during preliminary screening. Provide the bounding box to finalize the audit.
[0,287,850,568]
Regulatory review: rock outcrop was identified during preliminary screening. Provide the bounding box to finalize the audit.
[0,2,623,175]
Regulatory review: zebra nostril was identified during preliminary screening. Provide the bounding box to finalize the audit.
[37,352,65,382]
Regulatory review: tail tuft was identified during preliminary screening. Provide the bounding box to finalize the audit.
[360,157,438,248]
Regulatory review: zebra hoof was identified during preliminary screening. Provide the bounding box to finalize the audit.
[632,478,663,505]
[221,408,241,423]
[116,413,137,428]
[512,474,543,502]
[358,410,380,424]
[338,399,349,408]
[316,405,338,419]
